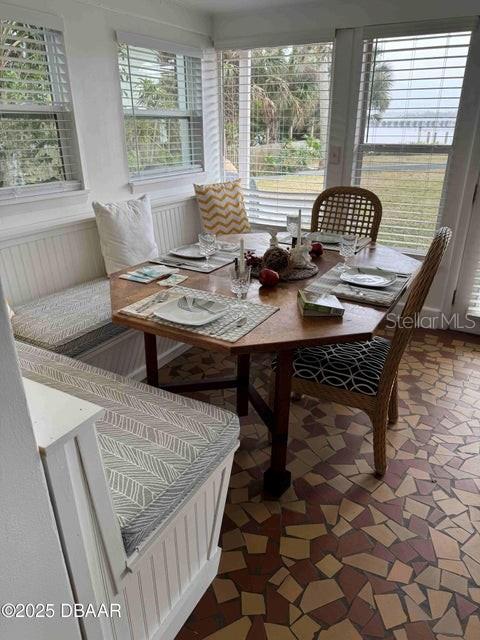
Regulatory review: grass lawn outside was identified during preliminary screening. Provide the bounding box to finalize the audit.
[254,153,449,252]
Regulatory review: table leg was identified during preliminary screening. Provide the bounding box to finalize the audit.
[263,349,293,496]
[236,353,250,417]
[144,332,159,387]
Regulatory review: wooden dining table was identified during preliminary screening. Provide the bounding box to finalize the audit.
[110,232,420,496]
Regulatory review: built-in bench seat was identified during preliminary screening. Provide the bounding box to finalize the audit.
[12,278,126,358]
[17,341,239,556]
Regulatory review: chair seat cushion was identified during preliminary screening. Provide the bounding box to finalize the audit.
[276,336,391,396]
[12,278,126,357]
[17,342,240,555]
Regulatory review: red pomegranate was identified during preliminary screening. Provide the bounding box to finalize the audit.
[259,268,280,287]
[310,242,324,257]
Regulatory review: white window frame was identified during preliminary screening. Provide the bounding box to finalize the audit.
[116,32,206,188]
[326,17,479,257]
[0,8,85,204]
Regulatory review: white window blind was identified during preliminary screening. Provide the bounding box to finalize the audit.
[352,29,472,252]
[468,267,480,317]
[221,43,333,226]
[118,40,204,180]
[0,19,81,198]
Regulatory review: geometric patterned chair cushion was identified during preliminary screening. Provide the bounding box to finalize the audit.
[17,342,240,556]
[273,336,391,396]
[195,179,251,235]
[11,278,126,357]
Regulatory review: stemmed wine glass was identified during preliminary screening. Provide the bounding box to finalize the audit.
[198,232,216,267]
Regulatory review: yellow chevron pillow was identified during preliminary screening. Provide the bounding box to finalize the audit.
[195,179,251,235]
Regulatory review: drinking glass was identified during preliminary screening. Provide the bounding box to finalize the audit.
[230,265,251,310]
[286,214,298,242]
[339,234,358,271]
[198,232,216,266]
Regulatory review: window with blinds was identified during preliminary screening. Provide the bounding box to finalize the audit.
[0,19,81,197]
[352,29,472,252]
[221,43,333,226]
[118,42,204,179]
[468,267,480,318]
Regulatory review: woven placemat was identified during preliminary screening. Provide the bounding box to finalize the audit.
[305,265,410,307]
[119,286,278,343]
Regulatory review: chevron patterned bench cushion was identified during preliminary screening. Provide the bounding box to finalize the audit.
[17,342,240,556]
[12,278,126,357]
[195,179,251,234]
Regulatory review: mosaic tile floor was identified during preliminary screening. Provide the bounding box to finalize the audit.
[162,331,480,640]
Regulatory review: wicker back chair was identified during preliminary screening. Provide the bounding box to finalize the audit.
[271,226,452,476]
[311,186,382,241]
[371,225,452,471]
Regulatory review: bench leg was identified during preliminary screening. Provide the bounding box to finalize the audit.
[144,332,159,387]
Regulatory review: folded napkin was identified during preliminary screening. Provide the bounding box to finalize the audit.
[305,265,410,308]
[119,291,179,318]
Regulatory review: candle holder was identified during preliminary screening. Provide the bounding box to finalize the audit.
[269,230,279,248]
[290,238,313,269]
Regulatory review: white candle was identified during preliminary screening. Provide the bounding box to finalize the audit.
[297,210,302,244]
[239,238,245,273]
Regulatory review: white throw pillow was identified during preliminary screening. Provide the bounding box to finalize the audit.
[92,195,159,275]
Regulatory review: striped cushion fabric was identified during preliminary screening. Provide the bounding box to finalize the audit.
[17,342,240,556]
[12,278,126,357]
[195,179,251,234]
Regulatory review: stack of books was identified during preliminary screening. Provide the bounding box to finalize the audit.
[297,289,345,317]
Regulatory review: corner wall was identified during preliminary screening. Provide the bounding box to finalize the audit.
[0,280,81,639]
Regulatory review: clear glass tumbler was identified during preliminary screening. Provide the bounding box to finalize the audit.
[230,265,251,310]
[339,234,358,271]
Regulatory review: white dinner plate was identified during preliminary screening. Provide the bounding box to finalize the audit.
[153,297,228,326]
[340,268,397,289]
[169,244,208,259]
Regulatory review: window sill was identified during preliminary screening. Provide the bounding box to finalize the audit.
[0,188,90,208]
[129,169,206,194]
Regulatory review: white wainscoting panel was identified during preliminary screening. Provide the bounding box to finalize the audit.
[152,198,202,255]
[0,197,200,307]
[2,197,200,376]
[0,221,105,306]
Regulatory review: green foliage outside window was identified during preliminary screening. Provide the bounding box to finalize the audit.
[0,21,71,188]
